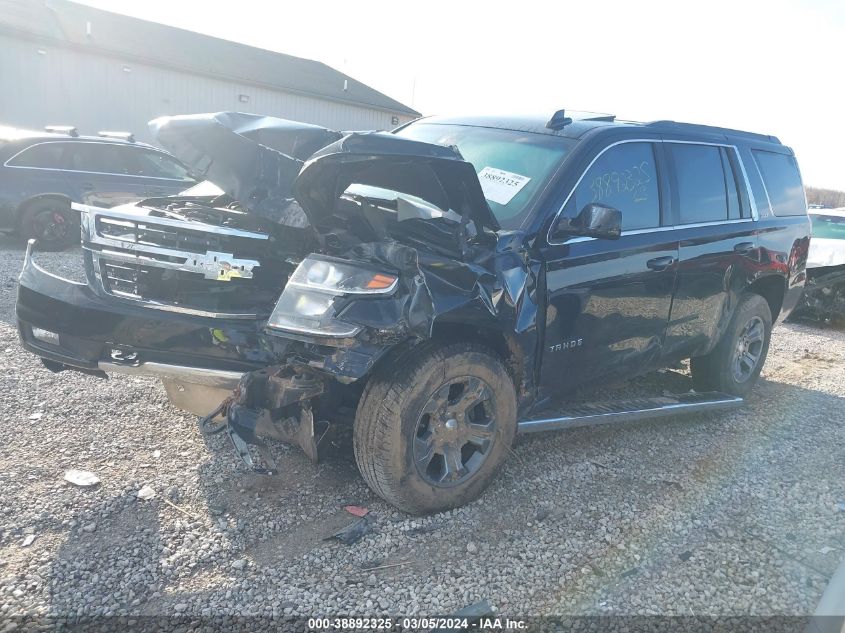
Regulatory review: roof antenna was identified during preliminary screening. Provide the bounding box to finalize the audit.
[546,109,572,131]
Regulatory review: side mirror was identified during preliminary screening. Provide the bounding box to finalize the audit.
[552,203,622,241]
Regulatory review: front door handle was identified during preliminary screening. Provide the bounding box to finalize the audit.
[80,182,94,191]
[733,241,755,255]
[646,256,676,271]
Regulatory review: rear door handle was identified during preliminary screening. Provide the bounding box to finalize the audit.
[646,256,676,271]
[734,242,755,255]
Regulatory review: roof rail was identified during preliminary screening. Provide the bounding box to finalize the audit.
[581,114,616,122]
[98,131,135,142]
[646,120,780,143]
[44,125,78,137]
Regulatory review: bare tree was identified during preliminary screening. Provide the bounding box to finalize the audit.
[806,186,845,208]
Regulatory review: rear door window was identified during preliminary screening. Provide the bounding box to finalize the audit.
[669,143,741,224]
[7,142,68,169]
[568,142,661,231]
[753,150,806,216]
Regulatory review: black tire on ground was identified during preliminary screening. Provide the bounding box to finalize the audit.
[353,341,517,514]
[19,199,78,251]
[690,293,773,397]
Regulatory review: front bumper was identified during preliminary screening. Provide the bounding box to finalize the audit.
[16,240,268,413]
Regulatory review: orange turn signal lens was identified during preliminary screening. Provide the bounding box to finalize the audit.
[366,273,397,290]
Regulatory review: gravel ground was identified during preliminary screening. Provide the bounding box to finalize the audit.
[0,235,843,621]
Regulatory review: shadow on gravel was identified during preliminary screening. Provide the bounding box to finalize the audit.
[39,370,845,618]
[0,234,29,250]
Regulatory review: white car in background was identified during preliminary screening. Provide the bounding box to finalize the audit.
[795,208,845,322]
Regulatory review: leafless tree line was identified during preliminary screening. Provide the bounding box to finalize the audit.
[806,186,845,209]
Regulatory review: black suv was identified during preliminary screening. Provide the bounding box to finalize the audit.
[16,111,811,513]
[0,125,196,249]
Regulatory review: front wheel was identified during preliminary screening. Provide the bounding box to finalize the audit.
[354,342,517,514]
[690,293,773,397]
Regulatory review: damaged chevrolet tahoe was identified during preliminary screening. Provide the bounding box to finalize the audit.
[16,110,811,513]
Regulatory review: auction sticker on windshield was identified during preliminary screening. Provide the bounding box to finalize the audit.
[477,166,531,205]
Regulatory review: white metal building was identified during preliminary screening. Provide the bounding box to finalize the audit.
[0,0,420,143]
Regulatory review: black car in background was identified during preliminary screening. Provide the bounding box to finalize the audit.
[0,125,196,249]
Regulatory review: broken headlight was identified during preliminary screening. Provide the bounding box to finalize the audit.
[266,255,397,337]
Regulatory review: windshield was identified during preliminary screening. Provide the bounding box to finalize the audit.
[394,122,575,229]
[810,211,845,240]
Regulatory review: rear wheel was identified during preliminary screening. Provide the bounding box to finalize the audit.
[354,342,517,514]
[20,199,78,251]
[690,293,772,396]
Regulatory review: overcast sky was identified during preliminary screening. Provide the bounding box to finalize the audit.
[81,0,845,190]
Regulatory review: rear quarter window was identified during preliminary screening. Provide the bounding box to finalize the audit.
[6,142,67,169]
[753,150,806,216]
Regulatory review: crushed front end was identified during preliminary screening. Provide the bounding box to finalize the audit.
[792,209,845,324]
[17,112,542,475]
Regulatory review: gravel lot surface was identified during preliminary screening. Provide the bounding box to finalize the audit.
[1,236,843,621]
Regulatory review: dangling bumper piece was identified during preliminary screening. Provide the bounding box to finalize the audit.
[200,369,328,474]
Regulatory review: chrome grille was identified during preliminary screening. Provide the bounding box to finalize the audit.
[80,204,271,317]
[99,258,144,298]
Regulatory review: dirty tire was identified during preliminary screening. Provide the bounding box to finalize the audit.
[353,342,517,514]
[20,199,78,251]
[691,293,772,397]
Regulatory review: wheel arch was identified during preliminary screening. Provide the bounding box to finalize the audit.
[745,274,786,321]
[365,321,527,399]
[428,320,528,404]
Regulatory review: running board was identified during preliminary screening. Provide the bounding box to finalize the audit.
[517,392,743,434]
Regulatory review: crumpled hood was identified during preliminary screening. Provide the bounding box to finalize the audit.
[293,132,500,232]
[150,112,499,232]
[149,112,342,224]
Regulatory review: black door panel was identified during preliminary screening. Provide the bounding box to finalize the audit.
[662,223,758,360]
[541,232,678,395]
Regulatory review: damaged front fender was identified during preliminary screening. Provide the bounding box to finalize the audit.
[215,232,544,473]
[792,266,845,324]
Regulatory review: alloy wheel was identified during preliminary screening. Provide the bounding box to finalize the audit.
[32,210,69,243]
[413,376,498,487]
[732,315,765,383]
